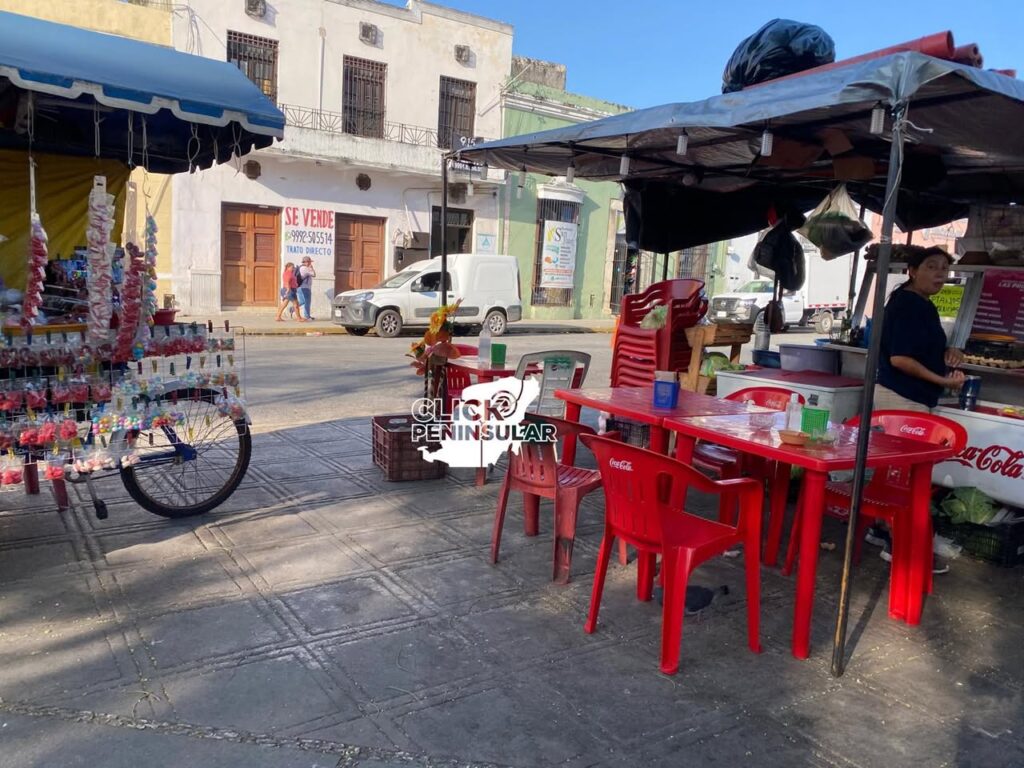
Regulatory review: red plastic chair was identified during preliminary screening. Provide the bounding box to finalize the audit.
[492,414,610,584]
[443,345,480,413]
[580,434,763,675]
[783,411,968,583]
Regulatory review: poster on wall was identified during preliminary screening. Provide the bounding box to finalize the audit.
[282,206,335,267]
[539,220,578,288]
[476,233,497,254]
[972,269,1024,342]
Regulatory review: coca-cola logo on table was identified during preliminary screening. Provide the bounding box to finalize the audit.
[947,444,1024,479]
[899,425,927,437]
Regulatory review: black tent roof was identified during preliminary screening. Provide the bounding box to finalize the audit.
[456,52,1024,250]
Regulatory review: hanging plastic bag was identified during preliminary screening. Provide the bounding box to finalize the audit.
[722,19,835,93]
[752,223,805,292]
[799,184,873,259]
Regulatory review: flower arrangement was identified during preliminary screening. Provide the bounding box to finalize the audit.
[407,299,463,377]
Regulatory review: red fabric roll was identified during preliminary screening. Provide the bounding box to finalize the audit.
[754,31,956,88]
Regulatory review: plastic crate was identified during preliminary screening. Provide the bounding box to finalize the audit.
[779,344,839,374]
[752,350,781,368]
[372,414,446,482]
[606,417,650,448]
[934,517,1024,567]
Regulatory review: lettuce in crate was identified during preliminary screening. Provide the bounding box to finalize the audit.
[937,487,998,526]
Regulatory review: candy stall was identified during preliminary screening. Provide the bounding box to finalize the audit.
[0,12,284,518]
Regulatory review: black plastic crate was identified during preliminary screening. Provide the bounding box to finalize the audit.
[372,414,446,482]
[934,517,1024,568]
[606,417,650,449]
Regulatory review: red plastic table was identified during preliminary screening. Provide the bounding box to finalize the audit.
[554,386,758,461]
[444,357,540,485]
[664,411,953,659]
[445,356,524,383]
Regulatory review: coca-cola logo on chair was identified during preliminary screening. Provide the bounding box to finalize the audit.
[947,444,1024,478]
[899,425,927,437]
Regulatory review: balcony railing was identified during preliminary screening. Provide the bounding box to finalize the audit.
[279,103,444,149]
[278,104,493,150]
[120,0,175,10]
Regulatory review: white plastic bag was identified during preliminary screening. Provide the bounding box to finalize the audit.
[799,184,872,259]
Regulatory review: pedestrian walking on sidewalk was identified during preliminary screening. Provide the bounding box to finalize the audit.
[276,261,304,322]
[296,256,316,320]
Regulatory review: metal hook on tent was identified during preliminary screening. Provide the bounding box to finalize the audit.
[140,115,153,201]
[29,157,38,215]
[126,112,135,169]
[94,102,102,158]
[187,123,200,173]
[26,92,37,215]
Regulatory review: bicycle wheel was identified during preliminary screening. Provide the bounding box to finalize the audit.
[120,388,252,518]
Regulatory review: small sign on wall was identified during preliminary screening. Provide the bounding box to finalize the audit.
[282,206,335,265]
[539,220,578,288]
[476,233,497,254]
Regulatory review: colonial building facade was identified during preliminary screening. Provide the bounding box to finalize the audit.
[170,0,512,315]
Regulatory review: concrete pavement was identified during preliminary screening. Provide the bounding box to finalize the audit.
[2,411,1023,767]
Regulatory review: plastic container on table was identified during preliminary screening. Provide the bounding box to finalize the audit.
[716,369,864,424]
[778,344,840,375]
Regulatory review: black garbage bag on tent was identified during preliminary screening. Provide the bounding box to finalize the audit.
[722,19,835,93]
[752,223,806,292]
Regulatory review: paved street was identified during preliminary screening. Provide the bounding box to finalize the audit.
[2,329,1022,767]
[235,326,819,428]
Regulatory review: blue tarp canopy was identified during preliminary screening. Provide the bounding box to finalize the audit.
[455,52,1024,251]
[0,10,284,173]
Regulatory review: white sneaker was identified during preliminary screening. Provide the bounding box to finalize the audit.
[933,533,962,560]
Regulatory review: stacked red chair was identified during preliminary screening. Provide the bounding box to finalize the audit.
[611,279,707,387]
[580,434,763,675]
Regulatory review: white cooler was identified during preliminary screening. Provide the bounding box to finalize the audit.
[933,404,1024,506]
[715,369,865,424]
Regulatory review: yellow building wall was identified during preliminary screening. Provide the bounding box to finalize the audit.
[0,0,174,296]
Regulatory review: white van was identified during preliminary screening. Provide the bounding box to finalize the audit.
[331,253,522,337]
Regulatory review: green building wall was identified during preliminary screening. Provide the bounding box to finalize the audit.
[499,84,628,320]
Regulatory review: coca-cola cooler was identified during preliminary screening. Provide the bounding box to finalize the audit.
[933,404,1024,506]
[715,369,865,424]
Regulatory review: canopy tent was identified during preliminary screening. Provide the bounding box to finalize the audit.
[0,10,284,174]
[453,50,1024,677]
[455,52,1024,251]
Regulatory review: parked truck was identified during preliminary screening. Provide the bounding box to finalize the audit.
[710,233,858,333]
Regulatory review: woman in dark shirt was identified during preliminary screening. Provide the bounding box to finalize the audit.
[872,247,965,573]
[876,247,965,411]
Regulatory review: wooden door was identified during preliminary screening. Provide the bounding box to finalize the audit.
[221,204,280,307]
[335,214,385,293]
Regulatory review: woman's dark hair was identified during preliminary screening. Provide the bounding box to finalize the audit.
[905,246,952,269]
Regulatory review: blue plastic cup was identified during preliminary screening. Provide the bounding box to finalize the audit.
[653,380,680,409]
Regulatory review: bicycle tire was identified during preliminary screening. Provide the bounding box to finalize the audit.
[120,387,252,518]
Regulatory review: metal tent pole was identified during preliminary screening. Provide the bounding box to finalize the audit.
[662,252,669,281]
[846,204,867,322]
[831,102,908,677]
[440,155,449,307]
